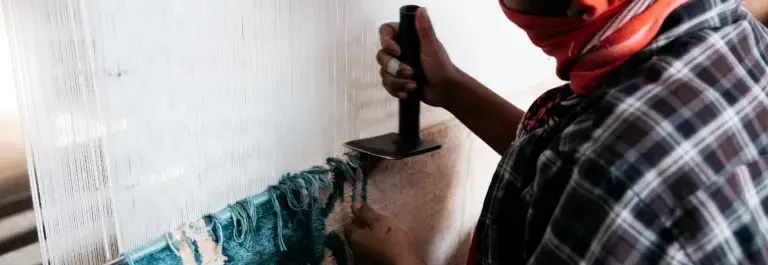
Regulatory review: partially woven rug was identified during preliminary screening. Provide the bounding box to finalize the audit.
[118,153,371,265]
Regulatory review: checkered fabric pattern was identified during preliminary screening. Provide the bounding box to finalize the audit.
[473,0,768,264]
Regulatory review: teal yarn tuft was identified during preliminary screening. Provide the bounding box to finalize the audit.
[121,152,370,265]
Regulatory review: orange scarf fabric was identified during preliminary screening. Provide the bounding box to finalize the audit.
[501,0,690,94]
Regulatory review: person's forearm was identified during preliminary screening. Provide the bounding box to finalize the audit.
[443,71,525,155]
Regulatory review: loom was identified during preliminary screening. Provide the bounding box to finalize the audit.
[101,5,438,265]
[5,0,555,261]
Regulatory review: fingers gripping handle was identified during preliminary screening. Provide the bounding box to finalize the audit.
[397,5,423,148]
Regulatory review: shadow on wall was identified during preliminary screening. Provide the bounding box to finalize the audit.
[326,119,494,265]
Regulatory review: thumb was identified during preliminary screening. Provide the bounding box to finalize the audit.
[415,7,442,59]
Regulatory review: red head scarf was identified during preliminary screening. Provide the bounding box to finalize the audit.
[502,0,690,94]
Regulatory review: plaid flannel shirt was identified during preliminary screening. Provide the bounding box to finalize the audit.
[473,0,768,264]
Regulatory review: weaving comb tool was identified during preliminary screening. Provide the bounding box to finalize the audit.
[343,5,441,160]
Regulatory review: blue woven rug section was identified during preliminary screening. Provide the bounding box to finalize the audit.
[120,154,369,265]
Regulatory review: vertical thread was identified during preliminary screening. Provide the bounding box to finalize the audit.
[269,189,287,252]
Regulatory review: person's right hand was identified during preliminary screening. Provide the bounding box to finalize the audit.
[377,7,461,107]
[344,203,425,265]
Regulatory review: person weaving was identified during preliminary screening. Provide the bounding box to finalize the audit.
[344,0,768,264]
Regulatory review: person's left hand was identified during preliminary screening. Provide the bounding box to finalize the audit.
[344,203,425,265]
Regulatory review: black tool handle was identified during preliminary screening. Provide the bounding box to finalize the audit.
[396,5,423,148]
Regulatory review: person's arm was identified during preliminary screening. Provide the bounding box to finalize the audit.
[376,8,525,155]
[444,70,525,155]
